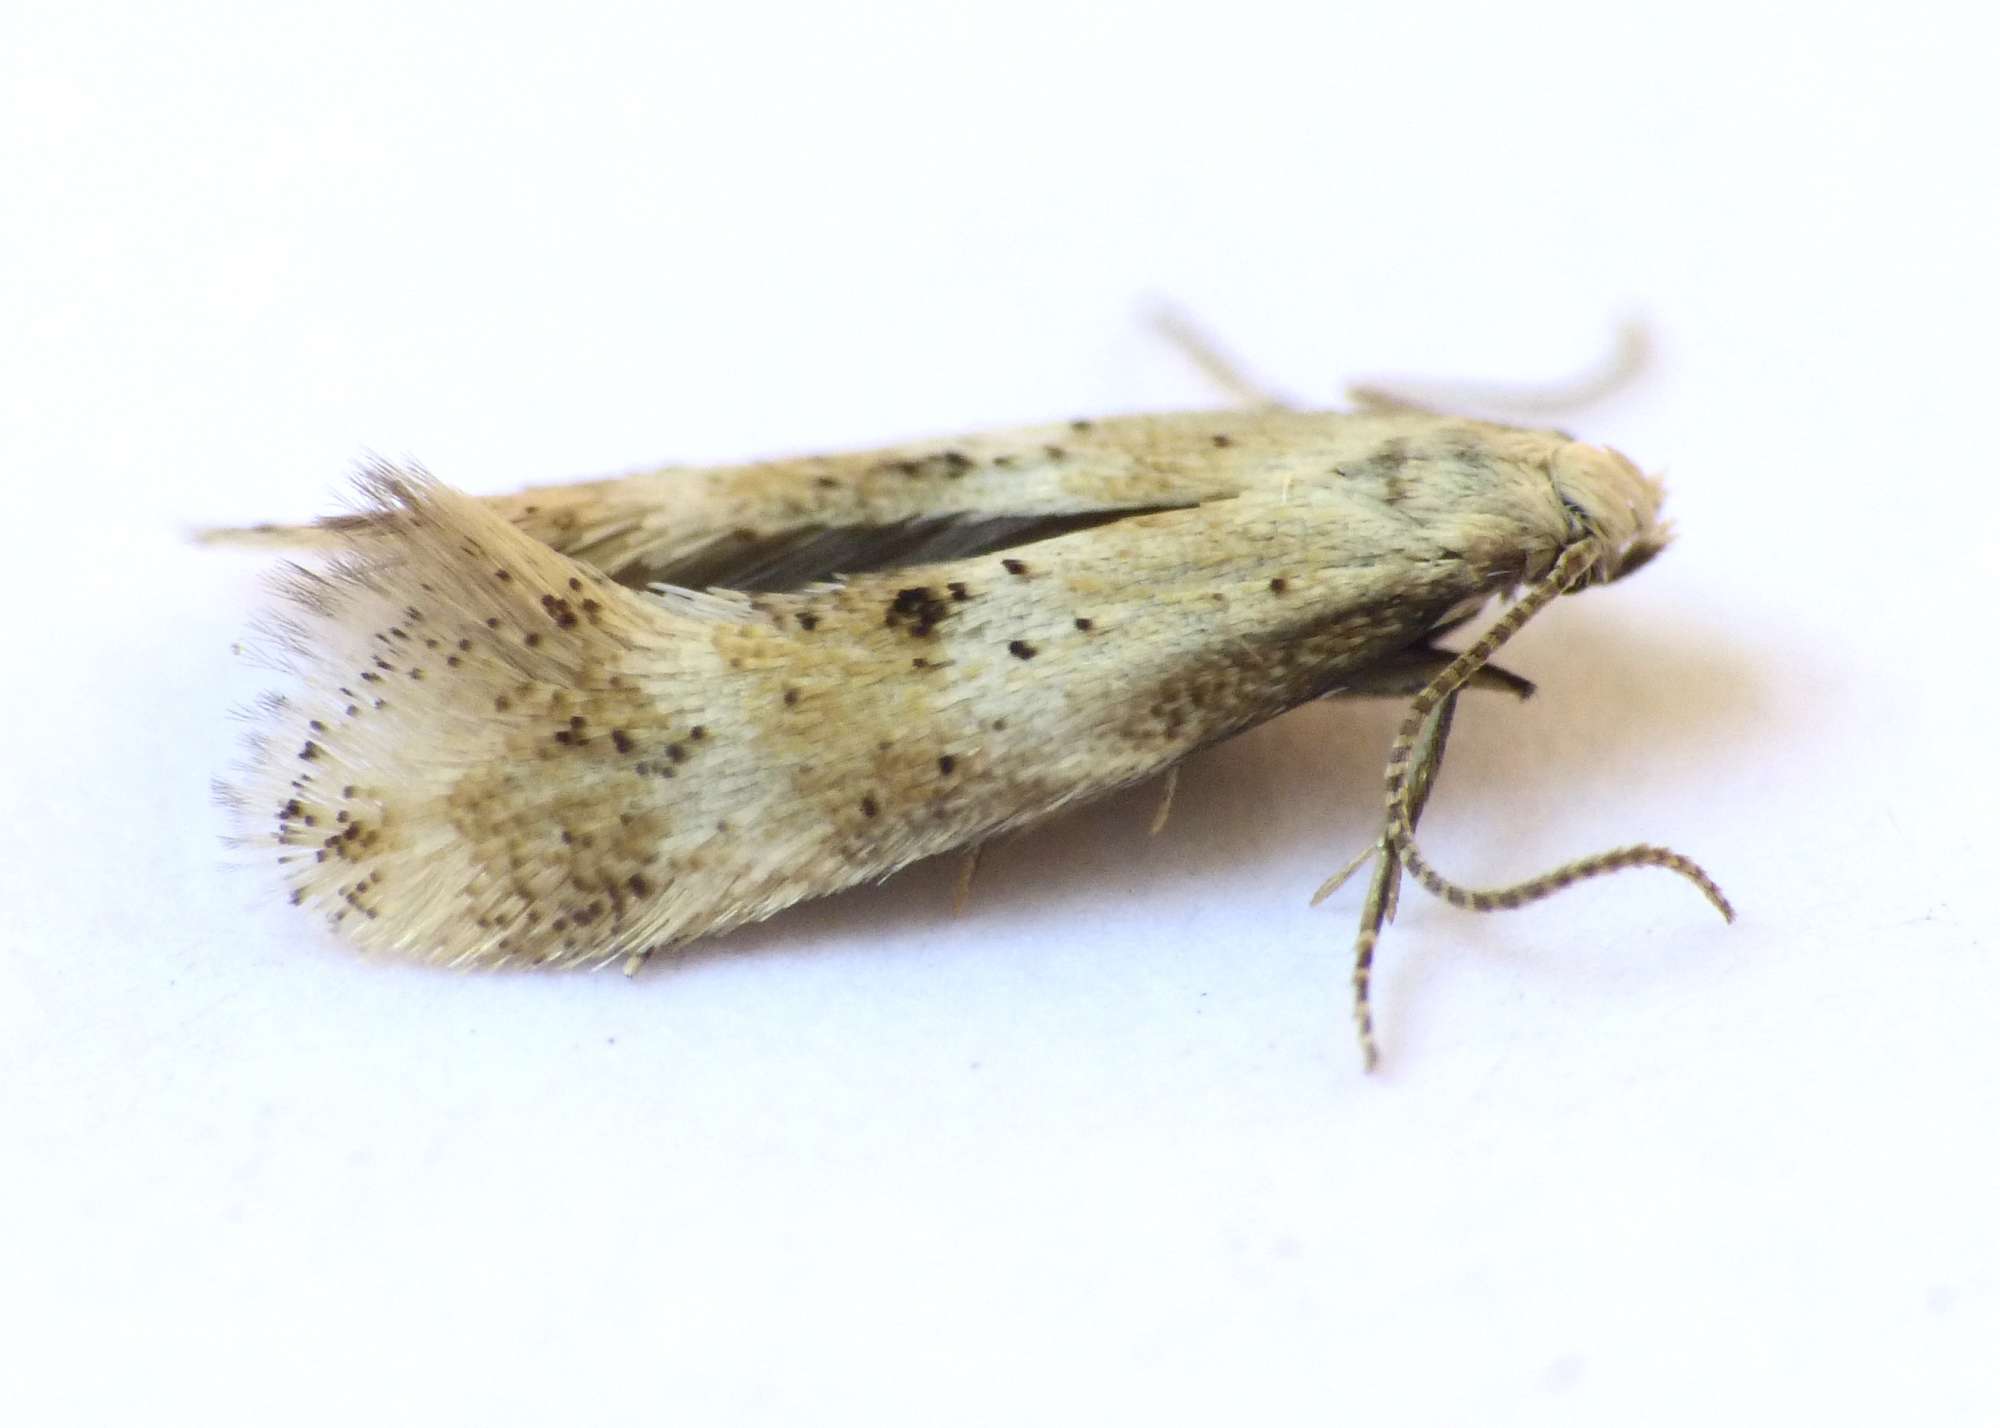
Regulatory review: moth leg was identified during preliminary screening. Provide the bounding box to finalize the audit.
[1344,386,1443,417]
[1312,644,1524,924]
[1311,844,1376,909]
[1312,646,1516,909]
[1148,765,1181,837]
[1328,645,1536,702]
[1380,686,1458,925]
[1312,676,1468,906]
[622,948,652,977]
[1348,690,1458,1071]
[1353,541,1734,1069]
[1147,306,1292,410]
[952,843,985,916]
[1347,321,1652,421]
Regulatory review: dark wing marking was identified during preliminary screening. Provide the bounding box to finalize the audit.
[650,508,1188,593]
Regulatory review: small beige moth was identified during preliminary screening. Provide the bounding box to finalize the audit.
[214,345,1731,1069]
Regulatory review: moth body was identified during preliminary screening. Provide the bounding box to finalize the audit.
[219,405,1720,1063]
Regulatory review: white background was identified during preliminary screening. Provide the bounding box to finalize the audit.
[5,3,1995,1424]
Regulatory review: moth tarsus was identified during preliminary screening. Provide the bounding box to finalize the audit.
[952,843,984,917]
[1147,766,1181,838]
[215,383,1730,1070]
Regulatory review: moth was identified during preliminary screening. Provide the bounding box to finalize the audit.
[215,333,1731,1068]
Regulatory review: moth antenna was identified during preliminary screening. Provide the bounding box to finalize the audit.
[1352,541,1734,1069]
[1348,690,1458,1071]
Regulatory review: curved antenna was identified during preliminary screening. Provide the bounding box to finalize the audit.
[1345,540,1733,1070]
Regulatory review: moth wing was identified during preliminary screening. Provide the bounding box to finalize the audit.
[200,427,1247,591]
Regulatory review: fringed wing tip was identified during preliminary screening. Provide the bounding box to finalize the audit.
[191,460,440,551]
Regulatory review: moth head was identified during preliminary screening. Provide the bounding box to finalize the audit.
[1548,440,1671,585]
